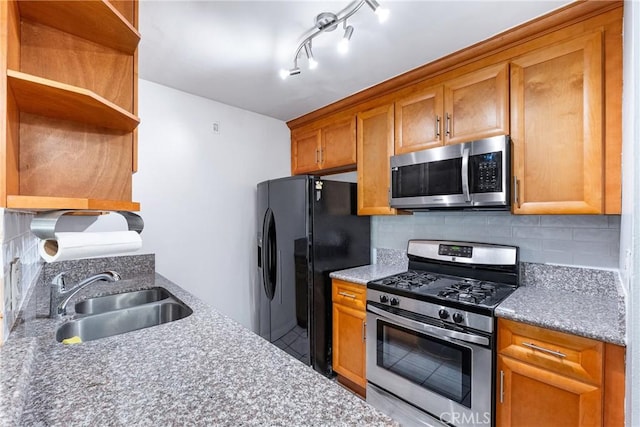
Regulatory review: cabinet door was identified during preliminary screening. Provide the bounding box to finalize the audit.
[395,86,444,154]
[321,115,356,170]
[443,62,509,145]
[497,355,602,427]
[332,302,366,389]
[291,128,320,175]
[510,32,603,214]
[357,104,396,215]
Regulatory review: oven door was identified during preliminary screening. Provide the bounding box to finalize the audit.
[366,304,492,427]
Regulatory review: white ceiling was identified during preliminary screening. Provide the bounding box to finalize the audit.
[138,0,572,123]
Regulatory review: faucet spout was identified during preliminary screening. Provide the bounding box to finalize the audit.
[50,271,121,318]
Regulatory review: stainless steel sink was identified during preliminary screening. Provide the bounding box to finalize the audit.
[56,288,193,343]
[74,287,171,315]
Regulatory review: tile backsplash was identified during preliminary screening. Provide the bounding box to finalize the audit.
[372,212,620,269]
[1,210,43,343]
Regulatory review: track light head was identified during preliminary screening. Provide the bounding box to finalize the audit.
[365,0,389,23]
[279,67,301,80]
[304,43,318,70]
[338,25,354,55]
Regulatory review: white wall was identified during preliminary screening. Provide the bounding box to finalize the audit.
[129,80,289,329]
[621,1,640,425]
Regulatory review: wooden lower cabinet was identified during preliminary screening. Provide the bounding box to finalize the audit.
[496,318,625,427]
[497,355,602,427]
[332,279,367,396]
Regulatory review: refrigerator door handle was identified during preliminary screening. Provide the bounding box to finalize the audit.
[278,250,282,304]
[262,209,277,301]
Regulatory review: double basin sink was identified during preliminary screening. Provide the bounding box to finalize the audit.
[56,287,193,343]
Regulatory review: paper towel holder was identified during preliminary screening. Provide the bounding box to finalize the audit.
[30,210,144,240]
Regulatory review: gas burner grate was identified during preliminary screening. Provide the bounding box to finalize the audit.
[437,280,498,304]
[376,270,438,290]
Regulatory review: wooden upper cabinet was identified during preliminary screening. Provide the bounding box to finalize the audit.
[291,127,321,174]
[357,104,396,215]
[321,116,357,170]
[394,85,444,154]
[444,62,510,145]
[511,32,604,214]
[394,63,509,154]
[290,114,356,175]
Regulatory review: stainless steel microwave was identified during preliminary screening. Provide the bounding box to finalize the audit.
[390,135,511,210]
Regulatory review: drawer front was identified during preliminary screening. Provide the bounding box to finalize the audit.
[498,318,603,385]
[332,279,366,311]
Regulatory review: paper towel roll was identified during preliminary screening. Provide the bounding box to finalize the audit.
[39,231,142,263]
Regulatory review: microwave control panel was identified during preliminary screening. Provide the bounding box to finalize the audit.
[471,152,502,193]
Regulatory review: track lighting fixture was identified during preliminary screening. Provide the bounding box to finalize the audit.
[279,0,389,79]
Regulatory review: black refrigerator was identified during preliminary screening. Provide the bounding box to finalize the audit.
[256,175,370,377]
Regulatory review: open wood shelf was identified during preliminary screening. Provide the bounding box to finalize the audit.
[6,195,140,212]
[8,70,140,132]
[17,0,140,54]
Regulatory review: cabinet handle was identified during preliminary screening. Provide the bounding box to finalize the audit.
[338,291,357,299]
[445,113,451,136]
[513,175,520,208]
[315,149,320,164]
[319,148,323,164]
[521,342,567,359]
[499,370,505,403]
[435,115,441,139]
[362,322,367,341]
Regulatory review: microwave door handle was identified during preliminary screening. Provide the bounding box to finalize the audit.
[367,304,489,346]
[461,147,471,202]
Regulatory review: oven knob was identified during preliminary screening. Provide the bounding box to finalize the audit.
[453,312,464,323]
[438,309,449,320]
[379,295,389,304]
[390,297,400,306]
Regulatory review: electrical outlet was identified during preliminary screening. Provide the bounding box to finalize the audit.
[624,249,632,272]
[213,122,220,134]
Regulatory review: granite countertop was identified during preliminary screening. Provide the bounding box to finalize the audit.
[329,264,406,285]
[496,263,626,346]
[0,266,398,425]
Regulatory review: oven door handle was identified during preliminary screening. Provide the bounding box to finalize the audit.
[367,305,489,346]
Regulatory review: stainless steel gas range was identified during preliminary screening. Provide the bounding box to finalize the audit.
[365,240,519,427]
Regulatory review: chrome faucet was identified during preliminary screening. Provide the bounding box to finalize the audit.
[50,271,121,318]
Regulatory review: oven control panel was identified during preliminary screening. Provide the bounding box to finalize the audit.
[438,244,473,258]
[367,289,494,333]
